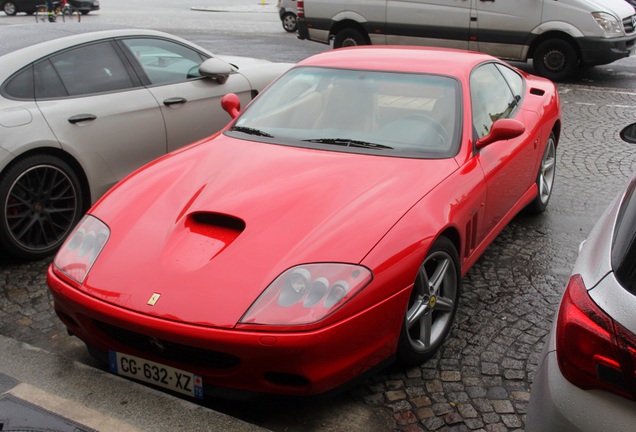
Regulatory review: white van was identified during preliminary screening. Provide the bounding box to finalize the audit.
[296,0,636,80]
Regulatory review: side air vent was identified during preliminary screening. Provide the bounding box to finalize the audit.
[530,88,545,96]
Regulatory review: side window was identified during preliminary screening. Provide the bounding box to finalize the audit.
[121,38,207,85]
[3,66,35,99]
[495,63,524,102]
[37,41,135,97]
[35,60,66,99]
[470,63,518,139]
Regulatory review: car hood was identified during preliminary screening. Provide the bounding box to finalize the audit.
[85,136,458,328]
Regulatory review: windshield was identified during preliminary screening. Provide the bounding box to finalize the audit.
[228,67,461,158]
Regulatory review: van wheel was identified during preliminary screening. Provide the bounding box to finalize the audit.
[532,39,578,81]
[334,28,367,49]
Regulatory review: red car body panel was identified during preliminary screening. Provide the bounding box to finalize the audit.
[47,46,562,396]
[75,136,459,328]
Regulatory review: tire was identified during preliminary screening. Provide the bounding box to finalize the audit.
[62,6,80,22]
[526,132,557,214]
[3,1,17,15]
[397,236,460,366]
[532,39,578,81]
[333,28,367,49]
[0,155,85,260]
[281,12,297,32]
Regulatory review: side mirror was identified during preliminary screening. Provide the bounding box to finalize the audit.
[221,93,241,119]
[475,118,525,149]
[620,123,636,144]
[199,58,233,84]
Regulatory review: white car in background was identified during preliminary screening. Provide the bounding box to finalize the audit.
[0,24,291,260]
[278,0,297,32]
[526,123,636,431]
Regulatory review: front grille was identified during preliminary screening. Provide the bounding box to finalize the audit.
[623,15,636,34]
[96,321,240,369]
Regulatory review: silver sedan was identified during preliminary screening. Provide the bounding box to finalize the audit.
[526,123,636,431]
[0,24,291,259]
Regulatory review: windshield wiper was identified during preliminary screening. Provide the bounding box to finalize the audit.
[303,138,393,150]
[230,126,273,138]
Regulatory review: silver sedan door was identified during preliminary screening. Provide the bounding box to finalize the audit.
[118,38,253,152]
[34,40,166,201]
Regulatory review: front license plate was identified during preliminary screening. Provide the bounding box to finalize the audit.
[109,351,203,399]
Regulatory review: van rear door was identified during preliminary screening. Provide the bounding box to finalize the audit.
[386,0,471,49]
[471,0,542,61]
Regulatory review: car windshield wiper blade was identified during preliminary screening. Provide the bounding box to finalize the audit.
[230,126,273,138]
[303,138,393,150]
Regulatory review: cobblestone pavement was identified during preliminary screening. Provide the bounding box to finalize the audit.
[2,83,636,432]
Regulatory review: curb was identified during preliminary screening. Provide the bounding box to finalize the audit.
[0,335,267,432]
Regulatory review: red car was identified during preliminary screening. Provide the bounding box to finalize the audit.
[47,46,561,398]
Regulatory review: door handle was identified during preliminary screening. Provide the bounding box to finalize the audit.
[68,114,97,124]
[163,97,187,106]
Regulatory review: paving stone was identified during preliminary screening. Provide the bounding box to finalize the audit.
[415,407,435,420]
[490,400,515,414]
[386,390,408,402]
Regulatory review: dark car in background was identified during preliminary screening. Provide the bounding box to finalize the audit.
[2,0,99,15]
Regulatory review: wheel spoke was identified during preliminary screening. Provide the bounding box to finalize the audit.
[406,298,428,329]
[434,295,455,313]
[417,312,433,349]
[542,155,555,172]
[406,264,434,327]
[539,173,550,198]
[428,256,450,297]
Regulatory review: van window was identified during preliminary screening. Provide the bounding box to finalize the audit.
[470,63,519,139]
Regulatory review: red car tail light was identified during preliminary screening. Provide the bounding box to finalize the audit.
[297,0,304,18]
[556,274,636,400]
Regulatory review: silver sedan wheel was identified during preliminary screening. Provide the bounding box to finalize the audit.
[1,155,84,259]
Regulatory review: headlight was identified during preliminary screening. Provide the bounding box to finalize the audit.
[240,263,373,325]
[54,215,109,284]
[592,12,622,36]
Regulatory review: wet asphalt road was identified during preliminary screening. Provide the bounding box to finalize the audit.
[2,1,636,431]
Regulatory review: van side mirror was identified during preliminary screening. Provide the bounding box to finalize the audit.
[475,118,525,149]
[199,58,234,84]
[620,123,636,144]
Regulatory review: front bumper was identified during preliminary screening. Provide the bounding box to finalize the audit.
[47,265,405,397]
[576,34,636,66]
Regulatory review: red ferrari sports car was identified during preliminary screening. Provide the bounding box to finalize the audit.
[47,46,561,398]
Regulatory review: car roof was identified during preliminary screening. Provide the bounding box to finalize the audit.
[297,45,498,78]
[0,24,185,58]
